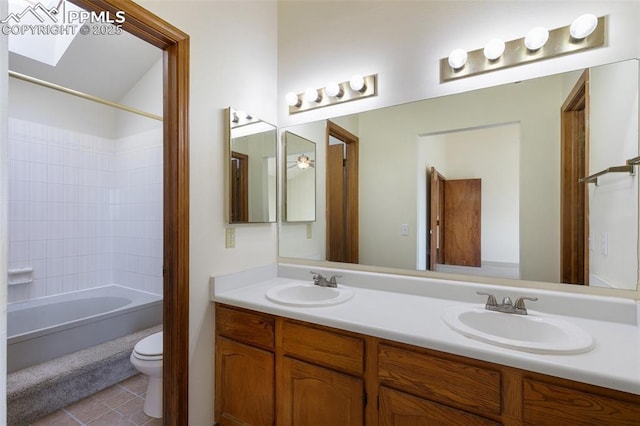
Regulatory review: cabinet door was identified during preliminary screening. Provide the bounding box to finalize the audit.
[215,337,274,426]
[280,356,364,426]
[379,386,499,426]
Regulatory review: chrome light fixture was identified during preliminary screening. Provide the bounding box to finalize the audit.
[441,15,605,82]
[287,74,377,114]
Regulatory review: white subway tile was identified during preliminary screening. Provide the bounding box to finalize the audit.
[29,162,47,183]
[10,160,30,181]
[46,239,64,259]
[29,201,47,221]
[9,180,29,201]
[9,221,29,241]
[9,140,29,161]
[47,145,64,165]
[29,221,47,241]
[46,276,63,295]
[47,164,64,184]
[29,143,48,163]
[29,181,47,201]
[46,257,63,277]
[46,221,64,240]
[29,241,47,261]
[47,183,64,202]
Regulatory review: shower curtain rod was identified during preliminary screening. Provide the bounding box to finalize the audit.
[8,70,163,122]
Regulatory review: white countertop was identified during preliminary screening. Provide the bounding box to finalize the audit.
[212,263,640,395]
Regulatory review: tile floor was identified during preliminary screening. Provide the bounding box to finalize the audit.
[30,374,161,426]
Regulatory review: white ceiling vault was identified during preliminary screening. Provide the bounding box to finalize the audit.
[8,0,161,103]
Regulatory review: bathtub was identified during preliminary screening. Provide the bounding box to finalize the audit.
[7,285,162,373]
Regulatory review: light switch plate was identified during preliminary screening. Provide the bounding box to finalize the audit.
[225,228,236,248]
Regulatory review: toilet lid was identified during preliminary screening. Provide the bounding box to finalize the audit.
[134,331,163,357]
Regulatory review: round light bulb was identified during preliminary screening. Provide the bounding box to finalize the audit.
[349,74,366,92]
[570,14,598,39]
[236,111,247,121]
[447,48,468,70]
[325,82,343,98]
[285,92,300,107]
[524,26,549,51]
[484,38,505,61]
[304,87,321,103]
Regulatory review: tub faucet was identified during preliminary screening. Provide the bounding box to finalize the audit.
[477,292,537,315]
[310,271,341,288]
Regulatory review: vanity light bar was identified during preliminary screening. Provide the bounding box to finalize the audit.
[440,16,605,82]
[287,74,377,114]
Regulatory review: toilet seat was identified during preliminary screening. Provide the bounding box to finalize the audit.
[133,331,163,361]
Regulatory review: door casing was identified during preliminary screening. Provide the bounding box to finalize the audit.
[70,0,190,423]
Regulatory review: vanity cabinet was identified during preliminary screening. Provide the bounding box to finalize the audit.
[214,303,640,426]
[215,306,275,426]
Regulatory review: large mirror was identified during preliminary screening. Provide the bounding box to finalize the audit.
[279,59,639,290]
[227,107,277,223]
[284,131,316,222]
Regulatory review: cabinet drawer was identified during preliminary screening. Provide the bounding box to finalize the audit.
[379,386,499,426]
[216,305,275,350]
[523,379,640,425]
[378,344,501,417]
[282,321,364,375]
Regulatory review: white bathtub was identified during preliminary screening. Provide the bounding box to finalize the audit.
[7,285,162,373]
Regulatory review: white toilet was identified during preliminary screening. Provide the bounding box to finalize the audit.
[130,331,163,418]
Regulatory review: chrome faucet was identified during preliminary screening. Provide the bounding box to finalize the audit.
[310,271,341,288]
[477,292,537,315]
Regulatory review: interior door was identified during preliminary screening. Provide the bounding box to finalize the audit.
[231,151,249,222]
[327,143,346,262]
[443,179,482,267]
[429,167,446,270]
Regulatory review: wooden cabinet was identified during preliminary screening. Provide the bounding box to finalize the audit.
[215,303,640,426]
[379,386,499,426]
[280,356,364,426]
[215,306,275,426]
[523,378,640,425]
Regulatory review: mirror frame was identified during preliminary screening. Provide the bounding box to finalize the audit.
[277,60,640,301]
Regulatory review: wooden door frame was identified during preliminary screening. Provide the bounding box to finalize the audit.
[71,0,190,423]
[561,69,589,285]
[326,121,359,263]
[429,167,446,270]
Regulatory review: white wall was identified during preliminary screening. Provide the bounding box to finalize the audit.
[1,0,9,417]
[134,2,278,424]
[589,59,639,289]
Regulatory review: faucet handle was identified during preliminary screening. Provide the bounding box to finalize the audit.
[310,270,324,278]
[328,275,342,285]
[515,296,538,310]
[476,291,497,307]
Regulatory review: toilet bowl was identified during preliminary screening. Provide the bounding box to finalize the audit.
[130,331,163,418]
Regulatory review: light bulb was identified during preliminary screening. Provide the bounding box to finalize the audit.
[349,74,366,92]
[484,38,505,61]
[447,48,468,70]
[325,82,343,98]
[570,14,598,39]
[285,92,300,107]
[236,111,247,121]
[524,26,549,51]
[304,87,321,103]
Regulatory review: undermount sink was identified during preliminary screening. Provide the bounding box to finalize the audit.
[265,282,354,307]
[442,305,594,354]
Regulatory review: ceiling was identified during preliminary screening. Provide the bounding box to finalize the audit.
[9,26,161,103]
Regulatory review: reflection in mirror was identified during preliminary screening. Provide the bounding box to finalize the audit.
[279,59,639,290]
[227,108,277,223]
[284,131,316,222]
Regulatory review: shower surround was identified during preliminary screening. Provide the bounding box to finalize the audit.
[7,117,163,303]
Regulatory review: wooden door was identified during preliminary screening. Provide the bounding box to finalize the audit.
[280,356,364,426]
[443,179,481,267]
[215,338,274,426]
[326,121,359,263]
[379,386,499,426]
[230,151,248,222]
[429,167,446,270]
[327,143,346,262]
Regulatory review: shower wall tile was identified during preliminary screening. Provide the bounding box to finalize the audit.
[112,127,163,296]
[7,119,163,302]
